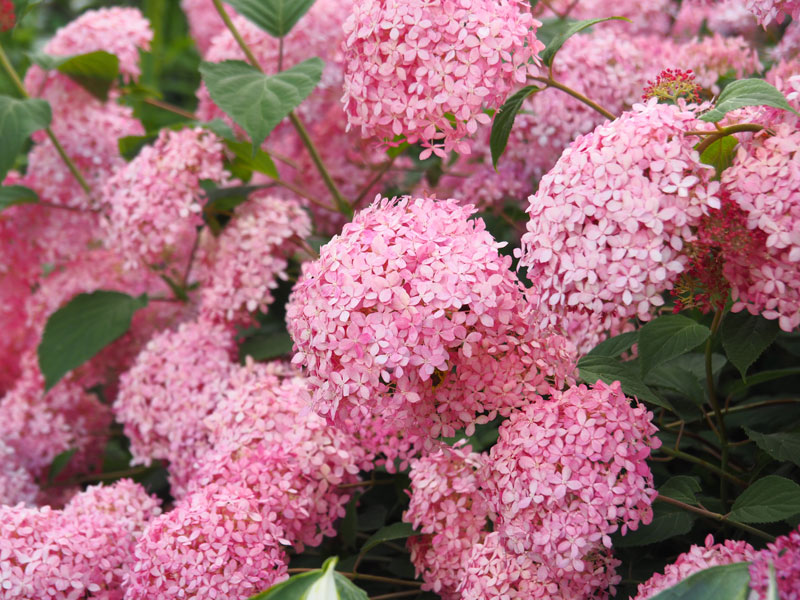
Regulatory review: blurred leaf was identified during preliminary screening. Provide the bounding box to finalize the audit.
[38,291,148,390]
[700,79,799,122]
[539,16,630,66]
[722,312,779,379]
[490,85,539,168]
[0,184,37,209]
[729,475,800,523]
[0,95,51,181]
[47,447,77,484]
[586,331,638,358]
[30,50,119,101]
[118,134,156,160]
[226,0,317,38]
[578,355,671,410]
[659,476,701,506]
[743,428,800,468]
[204,183,268,213]
[648,563,750,600]
[359,522,418,556]
[199,58,323,154]
[226,139,279,179]
[638,315,710,376]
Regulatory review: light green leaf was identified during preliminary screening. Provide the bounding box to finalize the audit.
[743,428,800,468]
[38,291,149,390]
[226,0,316,38]
[700,78,799,123]
[699,135,737,178]
[248,570,323,600]
[0,184,38,210]
[333,573,368,600]
[659,476,701,506]
[648,563,750,600]
[722,312,780,379]
[199,58,323,154]
[0,95,51,181]
[490,85,539,168]
[729,475,800,523]
[578,355,672,410]
[638,315,711,376]
[539,17,630,67]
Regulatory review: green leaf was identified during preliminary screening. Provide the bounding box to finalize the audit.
[586,331,638,358]
[199,58,323,154]
[359,522,418,556]
[226,0,316,37]
[722,312,779,379]
[118,134,156,160]
[340,496,358,550]
[540,17,630,67]
[239,331,294,361]
[638,315,711,376]
[0,184,38,209]
[247,570,323,599]
[333,573,369,600]
[743,428,800,468]
[0,96,51,181]
[47,447,77,484]
[729,475,800,523]
[38,291,149,390]
[31,50,120,101]
[577,355,672,410]
[700,78,799,123]
[614,504,694,547]
[204,183,268,213]
[725,367,800,396]
[226,139,279,179]
[659,476,701,506]
[490,85,539,168]
[766,562,779,600]
[699,135,737,178]
[648,563,750,600]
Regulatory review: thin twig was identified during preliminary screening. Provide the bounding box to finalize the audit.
[370,591,422,600]
[286,569,422,588]
[529,75,617,121]
[143,97,197,121]
[656,495,775,542]
[657,446,747,487]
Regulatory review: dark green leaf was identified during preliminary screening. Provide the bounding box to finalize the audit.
[360,522,418,556]
[722,312,779,379]
[204,184,269,213]
[638,315,711,376]
[743,428,800,468]
[490,85,539,168]
[118,134,156,160]
[47,448,77,484]
[334,573,369,600]
[700,79,799,123]
[357,504,387,532]
[0,184,38,209]
[540,17,630,67]
[578,355,671,410]
[31,50,120,101]
[199,58,323,153]
[659,476,701,506]
[586,331,638,358]
[247,569,322,599]
[725,367,800,396]
[729,475,800,523]
[614,504,694,547]
[648,563,750,600]
[699,135,737,178]
[226,0,316,37]
[38,291,149,390]
[340,496,358,549]
[0,96,51,181]
[239,331,293,361]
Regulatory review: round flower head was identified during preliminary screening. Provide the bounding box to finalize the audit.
[404,443,490,598]
[287,195,573,443]
[64,479,162,536]
[124,483,289,600]
[197,194,311,324]
[181,0,229,55]
[482,381,660,573]
[341,0,544,157]
[101,127,229,271]
[634,534,756,599]
[750,525,800,600]
[518,100,719,327]
[0,440,37,506]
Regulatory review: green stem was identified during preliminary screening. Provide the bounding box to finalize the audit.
[706,309,729,507]
[354,158,396,207]
[0,42,92,196]
[693,123,766,154]
[656,495,775,542]
[658,446,747,487]
[529,75,617,121]
[370,592,422,600]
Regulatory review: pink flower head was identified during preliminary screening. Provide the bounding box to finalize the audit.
[181,0,230,55]
[517,100,719,327]
[634,534,756,599]
[535,0,673,35]
[64,479,162,536]
[483,381,660,574]
[341,0,544,157]
[287,195,574,444]
[750,525,800,600]
[0,440,38,506]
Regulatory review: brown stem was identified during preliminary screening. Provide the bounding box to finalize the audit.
[370,592,422,600]
[657,446,747,487]
[143,97,197,121]
[656,495,775,542]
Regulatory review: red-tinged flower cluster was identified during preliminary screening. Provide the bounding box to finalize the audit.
[0,0,14,32]
[643,68,703,103]
[750,525,800,600]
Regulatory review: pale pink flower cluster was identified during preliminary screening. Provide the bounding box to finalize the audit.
[287,195,574,447]
[633,534,756,599]
[101,127,229,271]
[744,0,800,24]
[0,440,38,506]
[180,0,229,55]
[341,0,544,157]
[197,194,311,324]
[750,525,800,600]
[518,100,719,327]
[672,0,759,38]
[482,381,659,574]
[670,34,763,94]
[536,0,673,35]
[404,444,490,598]
[0,480,161,600]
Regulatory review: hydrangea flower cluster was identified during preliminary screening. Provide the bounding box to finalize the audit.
[341,0,544,157]
[0,440,38,506]
[518,100,719,328]
[180,0,229,55]
[536,0,673,35]
[749,524,800,599]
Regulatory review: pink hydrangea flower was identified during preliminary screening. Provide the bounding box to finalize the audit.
[180,0,229,55]
[517,100,719,327]
[633,534,756,599]
[482,381,660,574]
[0,440,38,506]
[63,479,162,536]
[672,0,759,38]
[341,0,544,157]
[536,0,673,35]
[750,525,800,600]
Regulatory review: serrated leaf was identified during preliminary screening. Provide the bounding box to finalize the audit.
[226,0,316,38]
[638,315,711,376]
[360,522,418,556]
[722,312,779,379]
[38,291,148,390]
[659,476,701,506]
[648,563,750,600]
[31,50,120,101]
[490,85,539,168]
[614,504,694,547]
[0,184,38,209]
[540,17,630,67]
[699,135,737,178]
[700,78,799,122]
[586,331,638,358]
[578,355,672,410]
[743,428,800,468]
[47,447,77,484]
[199,58,323,154]
[0,96,51,181]
[729,475,800,523]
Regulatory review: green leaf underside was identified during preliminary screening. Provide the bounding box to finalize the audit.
[729,475,800,523]
[226,0,317,38]
[490,85,539,168]
[38,291,148,390]
[540,16,631,67]
[0,96,52,181]
[744,428,800,468]
[700,78,799,123]
[638,315,711,376]
[578,355,671,410]
[722,312,780,379]
[199,58,323,154]
[0,184,38,210]
[648,563,750,600]
[31,50,120,101]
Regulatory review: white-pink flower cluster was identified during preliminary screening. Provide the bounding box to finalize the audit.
[0,440,38,506]
[342,0,544,157]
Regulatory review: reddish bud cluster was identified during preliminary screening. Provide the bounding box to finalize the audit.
[642,68,702,103]
[0,0,15,32]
